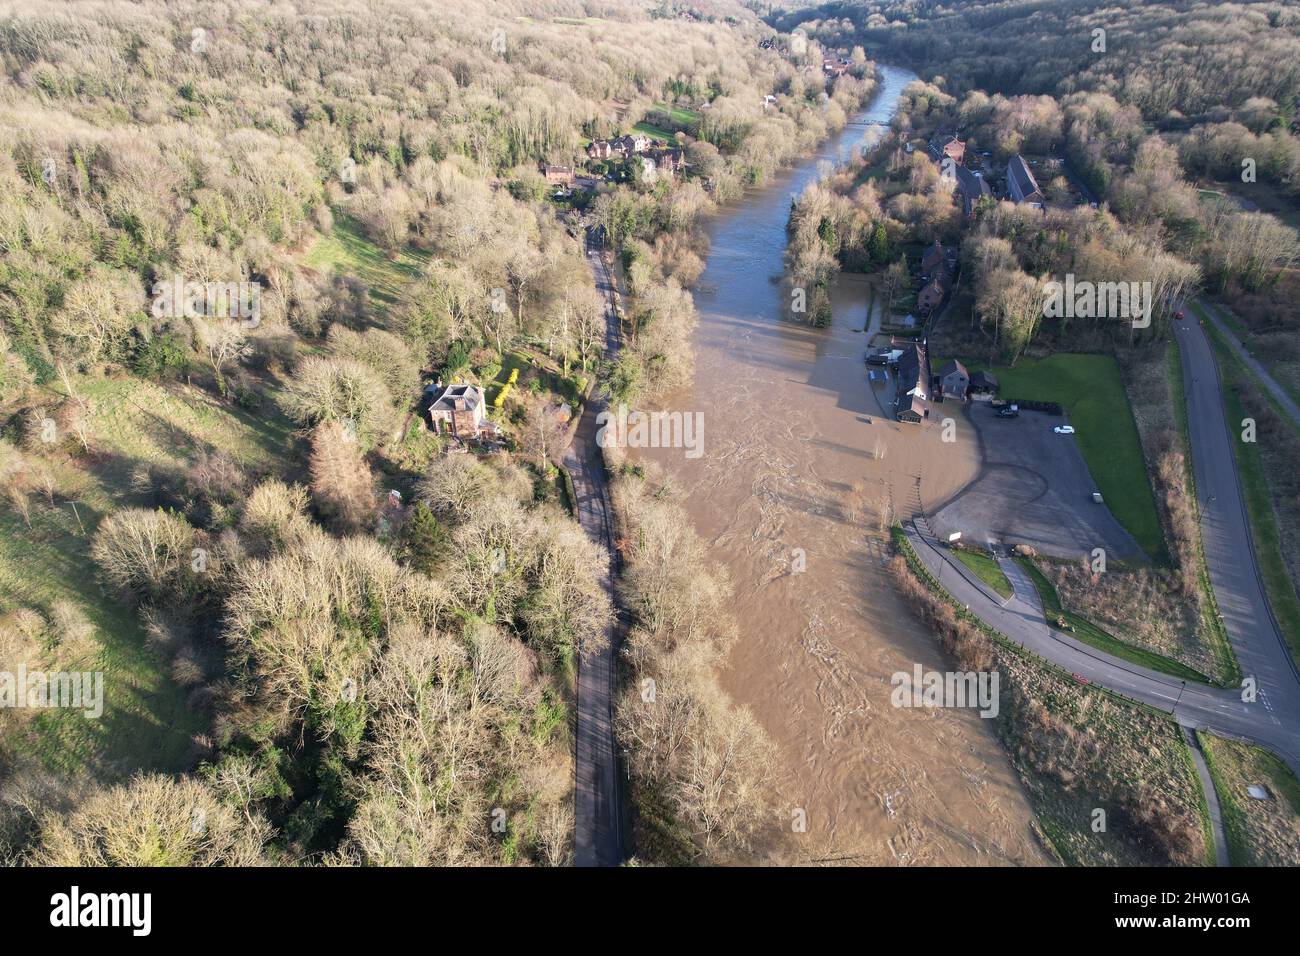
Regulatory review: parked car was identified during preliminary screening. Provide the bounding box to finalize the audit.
[1091,491,1103,504]
[1053,425,1075,434]
[1174,310,1186,320]
[996,406,1019,418]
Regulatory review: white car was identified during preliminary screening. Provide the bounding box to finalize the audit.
[1053,425,1075,434]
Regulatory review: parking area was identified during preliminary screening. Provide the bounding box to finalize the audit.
[928,402,1143,561]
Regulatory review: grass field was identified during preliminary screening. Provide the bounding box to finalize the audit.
[1016,556,1214,684]
[301,215,429,316]
[632,102,699,142]
[1,375,295,775]
[652,102,700,126]
[0,507,205,774]
[962,353,1165,563]
[1198,732,1300,866]
[953,547,1012,598]
[631,120,677,141]
[1195,305,1300,668]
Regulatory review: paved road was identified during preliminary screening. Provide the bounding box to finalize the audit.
[906,310,1300,778]
[1196,300,1300,428]
[1175,311,1300,753]
[569,231,626,867]
[905,525,1300,774]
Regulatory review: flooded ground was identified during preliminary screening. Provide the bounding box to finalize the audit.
[631,65,1051,865]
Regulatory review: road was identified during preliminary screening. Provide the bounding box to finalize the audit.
[903,310,1300,779]
[568,228,626,867]
[1195,300,1300,428]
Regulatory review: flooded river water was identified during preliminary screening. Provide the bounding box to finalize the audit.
[632,65,1051,865]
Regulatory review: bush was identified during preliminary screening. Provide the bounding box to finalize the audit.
[90,508,200,604]
[131,332,191,381]
[281,356,393,450]
[31,774,268,866]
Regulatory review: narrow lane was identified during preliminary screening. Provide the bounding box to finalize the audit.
[570,230,625,867]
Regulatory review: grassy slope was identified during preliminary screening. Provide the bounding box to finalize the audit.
[962,353,1165,563]
[1015,556,1213,684]
[301,215,429,317]
[0,507,202,774]
[1,377,293,774]
[1204,300,1300,410]
[953,547,1012,597]
[1192,304,1300,667]
[1198,731,1300,867]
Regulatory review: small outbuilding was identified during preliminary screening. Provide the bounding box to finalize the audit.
[969,370,1000,394]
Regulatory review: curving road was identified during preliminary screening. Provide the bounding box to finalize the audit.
[905,312,1300,779]
[569,229,626,867]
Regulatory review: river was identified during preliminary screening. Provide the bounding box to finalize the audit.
[631,64,1051,865]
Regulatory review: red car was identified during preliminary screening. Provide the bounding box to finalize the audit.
[1072,673,1091,685]
[1174,310,1186,320]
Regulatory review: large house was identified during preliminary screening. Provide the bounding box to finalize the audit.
[422,383,497,441]
[650,146,686,176]
[542,164,575,187]
[1007,154,1045,207]
[917,240,955,316]
[895,343,931,424]
[586,133,655,163]
[917,274,951,315]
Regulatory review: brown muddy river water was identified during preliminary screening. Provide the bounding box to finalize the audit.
[631,65,1050,865]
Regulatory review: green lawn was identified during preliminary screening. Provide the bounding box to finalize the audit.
[653,102,700,126]
[631,121,677,142]
[301,215,429,317]
[1015,556,1214,684]
[953,547,1012,598]
[1195,306,1300,668]
[963,353,1165,563]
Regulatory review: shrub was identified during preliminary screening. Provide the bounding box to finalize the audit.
[31,774,268,866]
[90,508,199,604]
[281,356,392,450]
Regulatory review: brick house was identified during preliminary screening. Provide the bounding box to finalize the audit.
[422,383,497,440]
[542,164,575,186]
